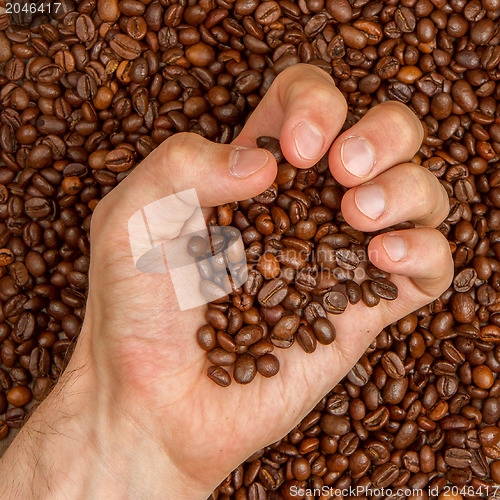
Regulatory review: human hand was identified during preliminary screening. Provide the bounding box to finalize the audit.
[0,64,453,499]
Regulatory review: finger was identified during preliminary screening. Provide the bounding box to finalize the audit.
[243,228,453,411]
[232,64,348,169]
[341,163,450,231]
[368,228,454,320]
[291,227,453,394]
[94,132,277,228]
[329,101,424,187]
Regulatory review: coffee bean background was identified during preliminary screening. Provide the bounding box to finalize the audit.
[0,0,499,497]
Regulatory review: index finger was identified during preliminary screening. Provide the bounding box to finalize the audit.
[232,64,348,169]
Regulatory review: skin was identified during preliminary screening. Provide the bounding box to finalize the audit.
[0,65,453,499]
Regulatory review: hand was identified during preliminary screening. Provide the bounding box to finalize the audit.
[0,64,453,499]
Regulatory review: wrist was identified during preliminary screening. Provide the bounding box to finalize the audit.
[85,391,212,499]
[0,337,96,499]
[87,305,217,499]
[1,320,211,500]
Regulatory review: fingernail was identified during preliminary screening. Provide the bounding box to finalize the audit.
[355,184,385,220]
[230,148,269,179]
[293,121,324,160]
[383,235,407,262]
[341,137,375,177]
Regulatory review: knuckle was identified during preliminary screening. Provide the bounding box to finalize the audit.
[161,132,196,167]
[379,101,424,143]
[408,165,434,211]
[314,86,344,110]
[435,230,454,280]
[281,65,345,109]
[417,168,449,224]
[278,63,325,82]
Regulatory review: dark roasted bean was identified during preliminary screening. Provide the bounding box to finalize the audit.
[207,366,231,387]
[312,318,336,345]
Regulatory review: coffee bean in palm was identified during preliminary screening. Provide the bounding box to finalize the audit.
[257,278,288,307]
[217,332,237,353]
[296,325,317,354]
[336,248,360,270]
[303,302,327,324]
[234,325,263,346]
[345,280,362,305]
[361,281,380,307]
[323,291,348,314]
[256,354,280,378]
[269,335,294,349]
[234,353,257,384]
[188,235,208,258]
[207,348,237,366]
[312,318,336,345]
[249,339,274,357]
[271,314,300,340]
[316,242,337,270]
[207,366,231,388]
[365,264,389,279]
[370,277,398,300]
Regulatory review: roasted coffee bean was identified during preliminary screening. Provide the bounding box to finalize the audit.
[0,248,14,266]
[303,302,327,324]
[444,448,473,469]
[296,325,317,354]
[25,198,52,219]
[312,318,336,345]
[393,421,418,449]
[256,354,279,378]
[271,314,300,340]
[361,280,380,307]
[12,312,35,342]
[207,366,231,387]
[6,385,31,407]
[381,352,405,379]
[207,348,237,366]
[320,414,350,436]
[348,363,369,387]
[370,278,398,301]
[28,347,50,378]
[235,325,264,346]
[234,353,257,384]
[336,248,359,270]
[109,34,142,60]
[323,291,348,314]
[371,462,399,488]
[345,280,362,304]
[257,279,288,307]
[316,242,337,270]
[277,247,308,270]
[197,325,217,351]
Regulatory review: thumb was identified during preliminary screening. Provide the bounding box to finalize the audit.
[95,132,277,226]
[88,132,277,310]
[91,132,277,261]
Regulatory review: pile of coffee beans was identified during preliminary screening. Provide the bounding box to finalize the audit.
[0,0,498,498]
[196,136,398,387]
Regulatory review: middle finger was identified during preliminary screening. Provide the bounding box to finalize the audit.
[329,101,424,187]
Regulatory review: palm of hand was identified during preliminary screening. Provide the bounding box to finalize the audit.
[88,227,392,491]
